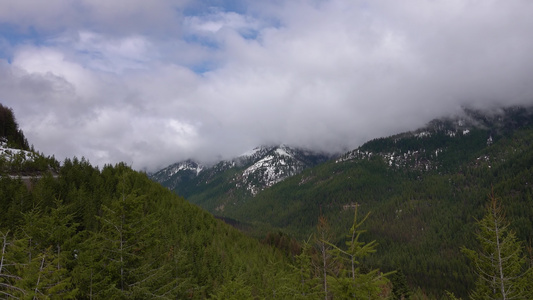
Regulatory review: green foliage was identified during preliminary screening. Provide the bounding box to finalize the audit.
[461,192,533,300]
[4,103,533,298]
[195,111,533,298]
[290,237,322,299]
[0,159,295,298]
[287,211,391,300]
[326,208,391,299]
[0,103,29,151]
[0,104,59,175]
[390,269,412,300]
[210,275,253,300]
[148,107,533,297]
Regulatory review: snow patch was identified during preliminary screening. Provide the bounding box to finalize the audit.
[446,131,456,137]
[240,147,261,157]
[275,147,292,157]
[0,140,36,163]
[415,131,431,138]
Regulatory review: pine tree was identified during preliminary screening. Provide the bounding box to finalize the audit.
[13,201,79,299]
[71,231,111,299]
[290,236,321,299]
[210,275,253,300]
[462,192,532,300]
[94,169,186,298]
[327,206,390,299]
[315,215,334,300]
[390,269,411,300]
[0,230,27,298]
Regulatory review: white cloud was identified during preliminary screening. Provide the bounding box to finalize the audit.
[0,0,188,35]
[12,47,97,98]
[1,0,533,171]
[71,31,155,72]
[185,9,262,34]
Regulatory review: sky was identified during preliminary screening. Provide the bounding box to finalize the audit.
[1,0,533,171]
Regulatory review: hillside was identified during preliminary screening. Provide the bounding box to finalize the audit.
[150,144,332,213]
[0,106,298,298]
[230,106,533,296]
[0,103,29,151]
[155,105,533,297]
[0,104,398,299]
[0,104,59,176]
[4,103,532,298]
[2,158,313,298]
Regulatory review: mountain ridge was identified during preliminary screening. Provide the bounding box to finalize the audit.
[0,102,302,299]
[151,105,533,214]
[150,104,533,297]
[219,104,533,297]
[150,144,333,210]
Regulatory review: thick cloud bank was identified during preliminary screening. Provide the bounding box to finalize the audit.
[1,0,533,171]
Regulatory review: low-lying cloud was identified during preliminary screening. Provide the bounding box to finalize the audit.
[1,0,533,171]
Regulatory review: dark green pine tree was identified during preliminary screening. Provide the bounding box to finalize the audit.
[315,215,334,300]
[462,192,533,300]
[390,269,411,300]
[4,202,78,299]
[71,230,112,299]
[210,274,253,300]
[327,206,390,299]
[95,186,147,297]
[93,170,184,298]
[290,236,322,299]
[0,230,27,298]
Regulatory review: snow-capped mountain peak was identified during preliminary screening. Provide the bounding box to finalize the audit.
[150,144,332,200]
[149,159,204,190]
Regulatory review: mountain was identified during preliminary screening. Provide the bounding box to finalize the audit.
[221,105,533,297]
[149,159,204,190]
[1,104,394,299]
[151,105,533,297]
[4,102,532,298]
[150,144,332,212]
[0,104,303,299]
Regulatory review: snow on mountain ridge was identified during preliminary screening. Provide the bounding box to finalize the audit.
[240,147,302,195]
[275,146,292,157]
[151,144,331,198]
[167,160,203,176]
[239,147,262,158]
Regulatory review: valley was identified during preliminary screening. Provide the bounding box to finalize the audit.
[2,103,533,298]
[152,105,533,298]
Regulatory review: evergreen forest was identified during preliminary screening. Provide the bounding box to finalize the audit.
[1,104,533,299]
[162,106,533,299]
[0,105,390,299]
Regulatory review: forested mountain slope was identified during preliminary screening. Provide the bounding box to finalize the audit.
[211,106,533,297]
[1,158,305,298]
[0,105,297,298]
[1,104,397,299]
[151,144,332,213]
[4,103,532,298]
